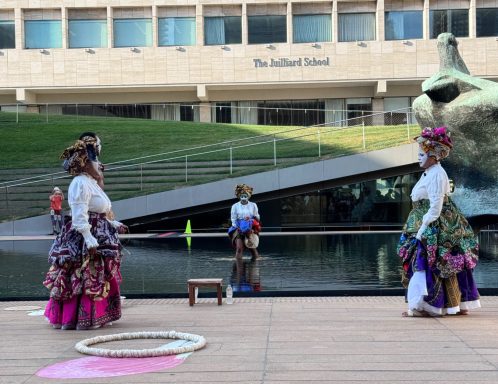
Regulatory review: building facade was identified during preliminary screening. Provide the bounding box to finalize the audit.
[0,0,498,125]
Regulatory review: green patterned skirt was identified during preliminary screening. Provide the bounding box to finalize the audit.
[397,197,480,313]
[398,197,479,279]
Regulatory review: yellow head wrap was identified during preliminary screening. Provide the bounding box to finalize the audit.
[60,136,99,176]
[235,184,253,199]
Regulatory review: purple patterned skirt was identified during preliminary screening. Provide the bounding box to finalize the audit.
[43,212,122,328]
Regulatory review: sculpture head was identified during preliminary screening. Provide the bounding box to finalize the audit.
[412,33,498,221]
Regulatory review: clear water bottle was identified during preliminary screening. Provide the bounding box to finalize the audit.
[226,284,233,304]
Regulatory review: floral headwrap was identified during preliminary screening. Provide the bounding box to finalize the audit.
[414,126,453,161]
[60,135,99,176]
[235,184,253,199]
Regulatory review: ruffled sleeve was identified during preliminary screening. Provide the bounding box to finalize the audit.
[252,202,260,221]
[231,203,238,227]
[68,176,92,233]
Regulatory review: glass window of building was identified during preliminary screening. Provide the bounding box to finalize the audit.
[0,20,15,49]
[62,104,151,119]
[385,11,423,40]
[383,97,412,125]
[278,174,418,227]
[477,8,498,37]
[158,17,195,46]
[338,13,375,42]
[215,103,232,123]
[430,9,468,38]
[68,20,107,48]
[24,20,62,49]
[113,18,152,47]
[180,105,196,121]
[151,103,199,121]
[248,15,286,44]
[346,98,372,126]
[256,100,325,126]
[291,100,325,126]
[204,16,242,45]
[293,14,331,43]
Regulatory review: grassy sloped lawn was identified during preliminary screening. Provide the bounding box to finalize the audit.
[0,112,292,169]
[0,111,417,221]
[0,111,415,170]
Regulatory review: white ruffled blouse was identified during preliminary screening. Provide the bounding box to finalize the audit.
[230,201,260,227]
[410,162,450,237]
[68,174,112,233]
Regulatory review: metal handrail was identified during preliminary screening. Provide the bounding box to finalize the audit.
[0,120,321,188]
[0,101,396,114]
[0,109,413,189]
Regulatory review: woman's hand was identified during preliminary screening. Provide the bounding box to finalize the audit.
[88,246,97,256]
[83,161,104,188]
[416,223,427,241]
[82,229,99,254]
[109,220,128,234]
[118,224,129,234]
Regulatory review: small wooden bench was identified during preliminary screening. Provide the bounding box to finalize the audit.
[187,278,223,306]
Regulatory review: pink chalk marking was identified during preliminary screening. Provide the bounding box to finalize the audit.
[36,355,186,379]
[156,232,177,238]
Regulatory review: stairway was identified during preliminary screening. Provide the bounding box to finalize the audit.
[0,158,282,221]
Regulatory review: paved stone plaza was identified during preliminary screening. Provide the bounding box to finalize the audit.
[2,296,498,383]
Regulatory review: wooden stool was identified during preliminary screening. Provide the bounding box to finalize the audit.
[187,278,223,306]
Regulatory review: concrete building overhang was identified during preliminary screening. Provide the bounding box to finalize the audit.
[0,78,431,104]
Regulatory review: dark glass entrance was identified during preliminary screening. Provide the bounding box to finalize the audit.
[257,100,325,126]
[130,173,421,233]
[346,101,372,126]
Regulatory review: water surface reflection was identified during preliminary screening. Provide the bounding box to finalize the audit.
[0,232,497,298]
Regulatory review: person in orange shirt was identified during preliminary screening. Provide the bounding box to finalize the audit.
[49,187,64,235]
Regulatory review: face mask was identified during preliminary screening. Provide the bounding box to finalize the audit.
[418,150,430,168]
[240,194,249,203]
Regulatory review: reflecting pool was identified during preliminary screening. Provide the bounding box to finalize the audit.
[1,232,497,299]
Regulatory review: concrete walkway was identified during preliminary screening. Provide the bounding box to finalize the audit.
[2,296,498,383]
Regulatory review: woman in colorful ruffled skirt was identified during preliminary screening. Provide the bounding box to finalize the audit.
[43,132,127,330]
[398,126,480,317]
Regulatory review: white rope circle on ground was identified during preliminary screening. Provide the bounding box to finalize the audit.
[75,330,207,358]
[4,305,41,311]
